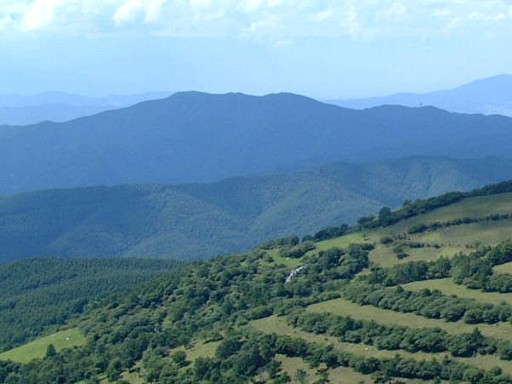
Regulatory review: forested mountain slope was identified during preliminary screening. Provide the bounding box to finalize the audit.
[2,157,512,262]
[2,91,512,195]
[0,257,181,353]
[3,182,512,382]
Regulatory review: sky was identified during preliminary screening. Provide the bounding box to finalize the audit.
[0,0,512,99]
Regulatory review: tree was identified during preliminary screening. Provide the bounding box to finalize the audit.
[171,350,188,367]
[46,344,57,358]
[295,368,307,384]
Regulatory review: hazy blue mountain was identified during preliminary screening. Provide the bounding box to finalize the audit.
[328,74,512,116]
[1,157,511,262]
[2,91,512,195]
[0,91,172,125]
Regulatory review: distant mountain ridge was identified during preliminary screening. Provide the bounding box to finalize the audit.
[1,157,512,262]
[0,91,172,125]
[0,91,173,108]
[328,74,512,116]
[2,91,512,195]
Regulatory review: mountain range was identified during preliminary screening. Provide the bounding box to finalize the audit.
[2,91,512,196]
[329,74,512,116]
[2,156,512,262]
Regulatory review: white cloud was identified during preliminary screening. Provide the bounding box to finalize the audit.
[144,0,168,23]
[22,0,64,31]
[342,4,362,38]
[0,0,510,40]
[113,0,143,25]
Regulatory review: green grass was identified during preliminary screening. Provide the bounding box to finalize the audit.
[317,232,376,251]
[389,193,512,231]
[307,298,512,341]
[269,355,401,384]
[494,261,512,274]
[260,249,303,269]
[312,192,512,269]
[403,278,512,306]
[0,328,87,364]
[271,355,320,383]
[170,340,221,361]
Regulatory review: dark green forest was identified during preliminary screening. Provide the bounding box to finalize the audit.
[0,258,181,351]
[1,157,512,262]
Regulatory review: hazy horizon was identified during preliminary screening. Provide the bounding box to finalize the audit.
[1,1,511,99]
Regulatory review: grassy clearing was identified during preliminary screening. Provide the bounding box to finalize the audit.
[119,371,145,384]
[272,355,402,384]
[371,246,447,268]
[494,261,512,274]
[330,366,374,383]
[0,328,86,364]
[317,232,376,251]
[258,248,303,269]
[256,354,383,384]
[273,355,320,382]
[170,340,221,362]
[312,192,512,269]
[388,193,512,232]
[403,278,512,306]
[430,221,512,247]
[307,298,512,341]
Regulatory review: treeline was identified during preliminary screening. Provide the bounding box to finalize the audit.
[344,283,512,324]
[363,240,512,294]
[407,213,512,234]
[363,180,512,230]
[186,332,511,384]
[293,180,512,243]
[288,311,512,360]
[451,241,512,292]
[139,330,512,384]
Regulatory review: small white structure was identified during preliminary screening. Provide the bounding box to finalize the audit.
[285,265,306,284]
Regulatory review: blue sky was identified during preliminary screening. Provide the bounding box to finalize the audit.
[1,0,512,98]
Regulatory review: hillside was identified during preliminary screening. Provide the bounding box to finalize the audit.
[0,257,181,352]
[2,157,512,262]
[329,74,512,117]
[3,182,512,382]
[2,91,512,195]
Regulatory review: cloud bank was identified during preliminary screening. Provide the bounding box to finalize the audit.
[0,0,511,41]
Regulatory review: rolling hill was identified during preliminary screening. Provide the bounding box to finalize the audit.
[3,182,512,383]
[329,74,512,117]
[2,91,512,195]
[2,157,512,262]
